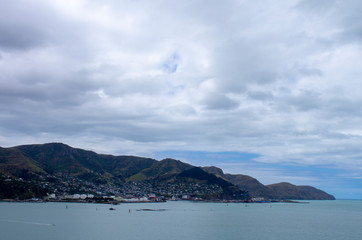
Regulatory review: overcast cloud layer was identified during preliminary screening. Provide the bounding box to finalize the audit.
[1,0,362,198]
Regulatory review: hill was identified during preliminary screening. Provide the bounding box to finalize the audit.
[267,182,335,200]
[203,166,335,200]
[0,143,335,200]
[0,143,241,199]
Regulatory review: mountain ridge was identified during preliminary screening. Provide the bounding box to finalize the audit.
[0,143,335,200]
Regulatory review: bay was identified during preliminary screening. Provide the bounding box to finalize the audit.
[0,200,361,240]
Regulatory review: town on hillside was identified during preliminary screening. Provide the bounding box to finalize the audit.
[1,174,257,203]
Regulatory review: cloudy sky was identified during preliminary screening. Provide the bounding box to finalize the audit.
[1,0,362,199]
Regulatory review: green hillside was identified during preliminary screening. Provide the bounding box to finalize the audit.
[0,143,335,200]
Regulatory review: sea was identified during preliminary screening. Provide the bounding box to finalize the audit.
[0,200,361,240]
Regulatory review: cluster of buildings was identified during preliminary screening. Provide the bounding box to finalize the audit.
[39,175,225,202]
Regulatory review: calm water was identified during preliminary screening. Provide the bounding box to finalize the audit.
[0,200,361,240]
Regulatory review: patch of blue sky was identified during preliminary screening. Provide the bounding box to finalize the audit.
[155,150,337,174]
[255,163,362,199]
[161,53,179,73]
[154,150,362,199]
[324,179,362,200]
[261,162,340,175]
[154,150,260,166]
[166,84,185,96]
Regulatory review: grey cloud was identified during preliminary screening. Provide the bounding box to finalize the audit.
[297,0,362,45]
[201,93,239,110]
[0,1,59,51]
[104,77,167,97]
[0,25,47,51]
[247,91,274,101]
[287,91,322,111]
[0,70,99,107]
[324,98,362,118]
[296,0,338,13]
[295,64,323,78]
[213,41,280,93]
[166,104,197,116]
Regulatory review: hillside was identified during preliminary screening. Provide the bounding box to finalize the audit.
[0,143,335,200]
[203,166,335,200]
[128,158,193,181]
[0,143,240,199]
[267,182,335,200]
[0,173,48,200]
[2,143,159,181]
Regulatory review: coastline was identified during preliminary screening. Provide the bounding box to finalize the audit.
[0,198,310,204]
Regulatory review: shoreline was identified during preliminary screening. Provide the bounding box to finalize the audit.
[0,198,310,204]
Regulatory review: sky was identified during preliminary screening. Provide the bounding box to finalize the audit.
[1,0,362,199]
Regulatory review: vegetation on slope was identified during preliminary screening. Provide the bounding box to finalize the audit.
[0,143,335,200]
